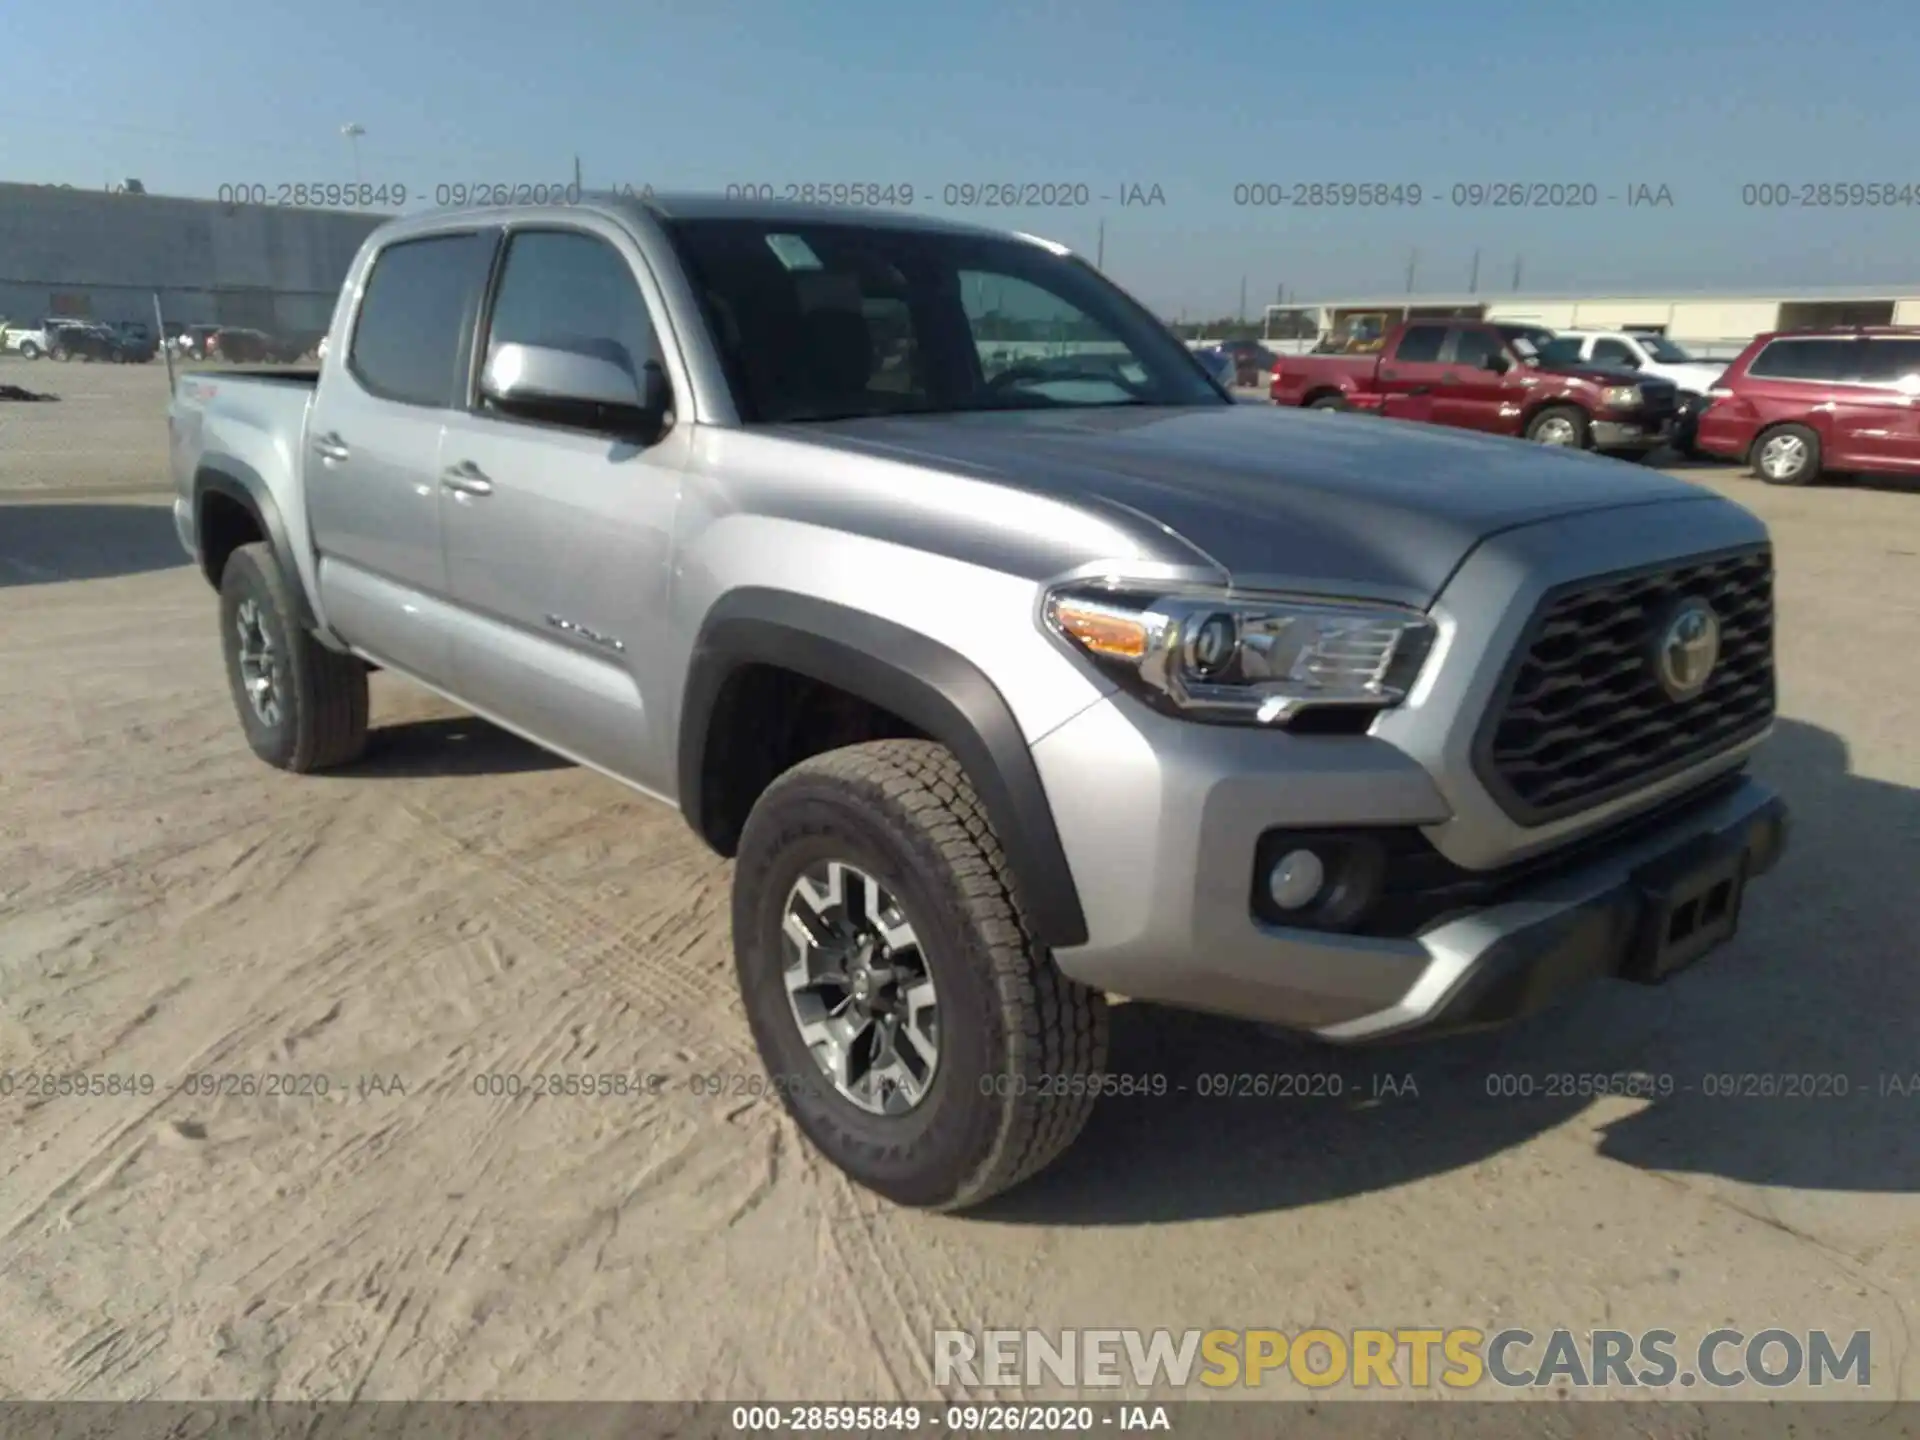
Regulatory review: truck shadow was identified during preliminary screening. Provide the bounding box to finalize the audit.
[0,502,188,587]
[980,717,1917,1225]
[340,716,573,777]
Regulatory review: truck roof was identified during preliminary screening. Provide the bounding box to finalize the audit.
[631,191,1014,240]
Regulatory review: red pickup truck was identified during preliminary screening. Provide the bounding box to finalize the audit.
[1271,319,1683,456]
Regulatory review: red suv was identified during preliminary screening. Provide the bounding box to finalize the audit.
[1695,327,1920,486]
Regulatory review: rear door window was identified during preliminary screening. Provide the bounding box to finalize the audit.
[348,231,498,407]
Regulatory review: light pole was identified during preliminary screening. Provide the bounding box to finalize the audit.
[341,124,366,182]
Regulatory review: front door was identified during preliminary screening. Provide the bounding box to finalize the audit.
[1434,325,1514,433]
[435,222,691,791]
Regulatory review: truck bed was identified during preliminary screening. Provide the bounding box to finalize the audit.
[183,367,319,386]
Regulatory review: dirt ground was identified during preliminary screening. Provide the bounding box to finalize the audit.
[1,356,1916,1403]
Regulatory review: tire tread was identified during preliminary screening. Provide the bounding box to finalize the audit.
[764,739,1106,1210]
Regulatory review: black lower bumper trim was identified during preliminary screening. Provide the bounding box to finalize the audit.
[1397,790,1789,1041]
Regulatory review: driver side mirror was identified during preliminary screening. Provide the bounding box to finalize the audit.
[1482,353,1511,374]
[481,341,673,444]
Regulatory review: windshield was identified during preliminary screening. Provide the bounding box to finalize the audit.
[1635,334,1694,362]
[664,218,1226,422]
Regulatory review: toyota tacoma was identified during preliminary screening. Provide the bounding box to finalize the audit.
[168,195,1789,1210]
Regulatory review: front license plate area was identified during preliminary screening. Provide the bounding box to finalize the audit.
[1624,839,1747,983]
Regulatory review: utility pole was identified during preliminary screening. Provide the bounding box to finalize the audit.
[1405,248,1418,294]
[1468,249,1481,294]
[340,123,365,182]
[1512,255,1523,292]
[574,154,583,194]
[1096,218,1105,269]
[1238,275,1247,325]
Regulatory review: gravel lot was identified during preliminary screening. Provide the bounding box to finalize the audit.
[1,355,1915,1404]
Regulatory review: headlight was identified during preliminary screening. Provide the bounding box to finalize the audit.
[1044,583,1437,726]
[1602,385,1642,408]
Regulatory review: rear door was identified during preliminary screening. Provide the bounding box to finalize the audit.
[1833,337,1920,473]
[304,228,498,685]
[435,220,692,790]
[1373,323,1451,420]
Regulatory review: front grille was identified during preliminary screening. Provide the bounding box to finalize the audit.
[1475,547,1775,825]
[1637,381,1678,419]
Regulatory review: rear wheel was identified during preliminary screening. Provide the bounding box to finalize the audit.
[1751,423,1821,486]
[218,542,369,771]
[732,739,1108,1210]
[1526,404,1589,448]
[1306,394,1347,412]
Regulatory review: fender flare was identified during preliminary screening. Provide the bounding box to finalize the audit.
[192,463,319,631]
[678,589,1090,950]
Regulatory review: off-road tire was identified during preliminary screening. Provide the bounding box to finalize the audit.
[1750,422,1822,486]
[218,541,369,771]
[1525,404,1590,448]
[732,739,1108,1211]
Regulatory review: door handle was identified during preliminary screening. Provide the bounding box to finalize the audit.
[1439,372,1459,383]
[440,461,493,497]
[1380,368,1398,379]
[311,431,350,463]
[1407,385,1432,395]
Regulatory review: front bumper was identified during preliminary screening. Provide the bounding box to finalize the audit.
[1591,414,1674,450]
[1033,692,1788,1044]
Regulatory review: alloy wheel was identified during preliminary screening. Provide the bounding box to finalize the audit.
[781,860,939,1116]
[1759,433,1807,480]
[234,598,285,726]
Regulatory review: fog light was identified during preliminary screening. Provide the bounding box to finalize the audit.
[1267,849,1326,911]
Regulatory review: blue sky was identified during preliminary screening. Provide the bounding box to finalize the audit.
[5,0,1918,314]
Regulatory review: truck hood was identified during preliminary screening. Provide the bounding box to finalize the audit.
[1648,362,1726,394]
[775,404,1718,605]
[1532,360,1648,386]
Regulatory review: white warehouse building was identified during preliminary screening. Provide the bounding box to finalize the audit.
[1264,285,1920,359]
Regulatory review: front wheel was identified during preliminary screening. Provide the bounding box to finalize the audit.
[1751,423,1821,486]
[1306,394,1347,412]
[1526,404,1589,448]
[17,341,41,360]
[732,739,1109,1211]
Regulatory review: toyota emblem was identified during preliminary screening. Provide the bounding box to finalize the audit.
[1654,598,1721,701]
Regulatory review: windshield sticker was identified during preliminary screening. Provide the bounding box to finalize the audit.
[765,233,823,271]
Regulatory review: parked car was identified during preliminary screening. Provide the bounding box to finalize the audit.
[1693,327,1920,486]
[1273,319,1682,456]
[2,320,54,359]
[1213,338,1280,386]
[209,327,319,364]
[109,321,159,362]
[169,195,1788,1210]
[1191,343,1236,389]
[173,324,223,360]
[47,320,126,363]
[1554,330,1726,456]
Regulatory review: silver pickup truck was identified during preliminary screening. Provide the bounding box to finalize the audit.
[169,194,1789,1210]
